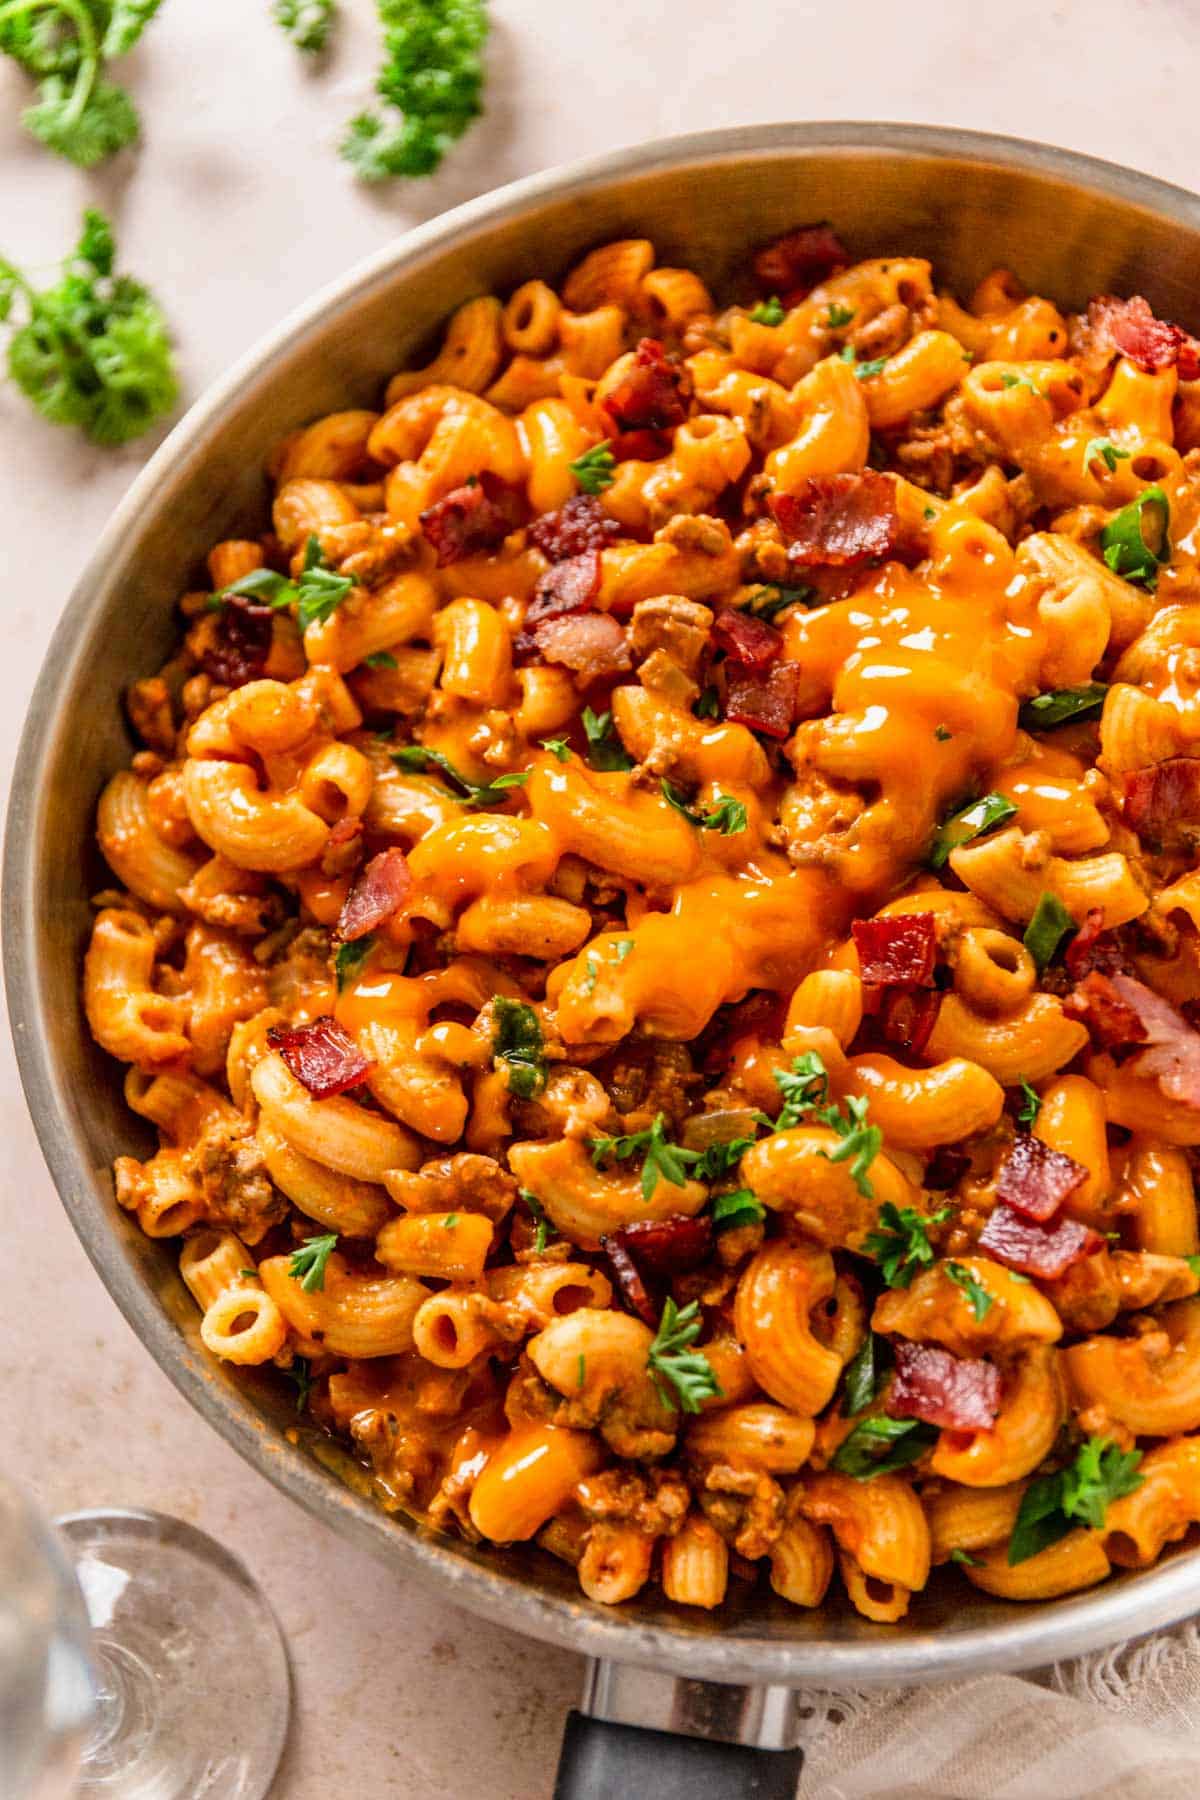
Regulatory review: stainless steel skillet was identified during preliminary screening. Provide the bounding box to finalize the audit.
[8,122,1200,1795]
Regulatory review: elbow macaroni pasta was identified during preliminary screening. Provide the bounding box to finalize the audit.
[84,233,1200,1622]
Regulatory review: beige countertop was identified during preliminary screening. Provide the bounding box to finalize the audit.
[4,1,1200,1792]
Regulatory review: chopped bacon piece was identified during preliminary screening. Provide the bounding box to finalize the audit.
[770,473,918,571]
[1086,294,1200,377]
[1064,907,1128,980]
[201,595,273,689]
[534,611,631,679]
[267,1016,370,1098]
[875,986,942,1056]
[337,847,412,942]
[322,817,364,879]
[1123,758,1200,847]
[978,1204,1101,1279]
[724,661,799,739]
[615,1215,714,1279]
[609,428,672,463]
[699,991,789,1073]
[419,473,523,566]
[527,495,620,563]
[525,549,603,630]
[600,338,692,435]
[1065,970,1150,1050]
[600,1234,657,1325]
[886,1341,1001,1432]
[1103,974,1200,1108]
[853,914,937,988]
[753,223,849,297]
[712,607,781,672]
[996,1133,1087,1223]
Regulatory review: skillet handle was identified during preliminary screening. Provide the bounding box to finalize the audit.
[553,1660,803,1800]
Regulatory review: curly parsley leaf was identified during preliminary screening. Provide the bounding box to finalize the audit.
[340,0,488,182]
[581,705,633,772]
[1023,891,1074,971]
[491,995,547,1099]
[391,743,530,808]
[864,1201,952,1289]
[945,1260,994,1323]
[288,1232,338,1293]
[0,207,177,444]
[772,1051,831,1128]
[589,1111,701,1201]
[1008,1437,1144,1564]
[691,1135,757,1182]
[1100,485,1170,588]
[821,1094,882,1198]
[569,439,615,494]
[826,302,855,328]
[647,1297,722,1413]
[2,0,163,166]
[660,778,746,835]
[930,792,1017,869]
[831,1416,937,1480]
[273,0,337,52]
[749,295,786,327]
[1018,682,1107,730]
[710,1188,765,1232]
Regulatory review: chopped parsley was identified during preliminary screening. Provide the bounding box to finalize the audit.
[863,1201,953,1289]
[1082,436,1131,476]
[749,296,786,326]
[826,302,855,328]
[853,355,889,380]
[693,685,721,719]
[691,1135,757,1181]
[589,1112,700,1201]
[568,440,616,494]
[363,650,398,670]
[930,792,1017,868]
[295,535,357,631]
[340,0,488,181]
[1018,682,1107,730]
[581,706,633,772]
[519,1187,554,1253]
[647,1298,722,1413]
[934,725,952,742]
[999,372,1044,395]
[391,744,530,808]
[1100,485,1170,588]
[284,1355,314,1412]
[491,996,547,1099]
[945,1261,994,1323]
[949,1548,983,1567]
[1186,1254,1200,1279]
[540,736,571,762]
[765,1053,879,1195]
[444,1213,458,1229]
[831,1416,938,1481]
[1016,1079,1042,1130]
[842,1332,889,1416]
[660,779,747,835]
[1008,1438,1144,1565]
[710,1188,765,1232]
[738,583,813,621]
[771,1051,830,1128]
[273,0,337,52]
[334,934,375,992]
[1023,891,1074,971]
[288,1232,338,1293]
[576,1352,586,1389]
[583,955,598,995]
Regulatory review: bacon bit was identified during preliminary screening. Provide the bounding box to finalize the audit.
[1065,970,1151,1050]
[1123,758,1200,847]
[534,611,632,680]
[322,816,364,879]
[600,1234,657,1325]
[875,986,942,1056]
[978,1204,1102,1279]
[1087,294,1200,377]
[525,549,603,630]
[600,338,692,435]
[712,607,782,672]
[527,495,620,563]
[996,1133,1088,1223]
[1064,907,1128,980]
[616,1215,714,1279]
[609,428,672,463]
[770,473,918,571]
[267,1016,370,1098]
[853,914,937,988]
[886,1341,1001,1432]
[700,991,789,1073]
[724,661,799,739]
[337,847,412,942]
[201,595,273,689]
[753,223,849,297]
[419,473,523,566]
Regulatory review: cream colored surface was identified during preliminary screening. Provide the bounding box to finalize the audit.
[3,0,1200,1793]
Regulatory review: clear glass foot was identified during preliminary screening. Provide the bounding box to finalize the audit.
[57,1508,290,1800]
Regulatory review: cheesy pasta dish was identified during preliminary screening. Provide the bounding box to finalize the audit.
[85,226,1200,1620]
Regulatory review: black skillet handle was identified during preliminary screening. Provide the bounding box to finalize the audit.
[553,1663,803,1800]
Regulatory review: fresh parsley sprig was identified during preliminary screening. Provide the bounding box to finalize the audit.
[831,1415,937,1480]
[272,0,336,51]
[589,1111,701,1201]
[289,1232,338,1293]
[1008,1437,1143,1564]
[660,779,747,835]
[0,207,177,444]
[765,1053,881,1196]
[0,0,165,165]
[945,1260,994,1322]
[340,0,488,181]
[646,1297,722,1413]
[771,1051,830,1128]
[863,1201,952,1288]
[391,743,530,808]
[211,534,356,632]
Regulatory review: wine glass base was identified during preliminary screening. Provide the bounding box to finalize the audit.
[56,1508,290,1800]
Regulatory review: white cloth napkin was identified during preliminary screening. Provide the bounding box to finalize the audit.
[796,1622,1200,1798]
